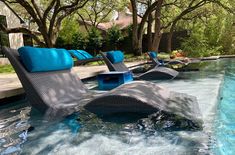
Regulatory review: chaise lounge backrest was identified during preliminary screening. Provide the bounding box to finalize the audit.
[69,50,103,66]
[3,47,89,115]
[147,51,162,67]
[100,51,129,72]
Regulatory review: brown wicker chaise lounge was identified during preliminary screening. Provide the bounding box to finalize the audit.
[100,51,179,80]
[3,47,202,125]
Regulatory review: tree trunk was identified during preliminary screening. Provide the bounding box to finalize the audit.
[130,0,160,56]
[132,37,142,56]
[147,13,153,51]
[42,35,53,47]
[130,0,141,56]
[151,33,162,51]
[167,21,176,52]
[151,0,163,52]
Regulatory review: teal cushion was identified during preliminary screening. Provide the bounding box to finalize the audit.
[77,50,93,59]
[68,50,86,60]
[106,51,124,64]
[18,46,73,72]
[149,52,157,58]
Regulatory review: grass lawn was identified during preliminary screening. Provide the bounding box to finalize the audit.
[0,65,15,73]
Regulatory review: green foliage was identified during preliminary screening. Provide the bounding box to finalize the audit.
[77,0,128,26]
[72,32,86,50]
[219,15,235,55]
[58,16,80,45]
[86,27,103,55]
[55,36,66,48]
[106,26,123,49]
[180,5,235,57]
[181,31,222,57]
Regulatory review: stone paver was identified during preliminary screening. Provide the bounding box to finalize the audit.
[0,62,145,100]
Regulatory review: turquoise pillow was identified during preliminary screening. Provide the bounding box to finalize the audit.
[149,51,157,58]
[68,50,86,60]
[106,51,124,64]
[77,50,93,59]
[18,46,73,72]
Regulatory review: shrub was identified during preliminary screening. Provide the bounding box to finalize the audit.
[86,27,103,55]
[106,26,123,49]
[72,32,86,50]
[55,36,66,48]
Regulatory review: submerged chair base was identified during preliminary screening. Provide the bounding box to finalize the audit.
[134,66,179,80]
[85,81,202,125]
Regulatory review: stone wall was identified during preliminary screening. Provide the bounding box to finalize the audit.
[0,1,24,49]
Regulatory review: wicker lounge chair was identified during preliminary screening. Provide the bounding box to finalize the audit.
[3,47,202,125]
[68,50,103,66]
[100,51,179,80]
[147,51,189,67]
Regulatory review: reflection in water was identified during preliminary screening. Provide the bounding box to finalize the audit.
[0,101,31,154]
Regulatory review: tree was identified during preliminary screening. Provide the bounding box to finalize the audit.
[131,0,235,54]
[165,0,234,52]
[166,0,210,52]
[0,0,89,47]
[180,1,235,57]
[130,0,160,55]
[77,0,128,32]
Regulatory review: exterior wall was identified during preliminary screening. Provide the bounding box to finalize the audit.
[0,1,24,49]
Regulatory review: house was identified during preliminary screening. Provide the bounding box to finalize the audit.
[79,7,141,35]
[0,1,24,55]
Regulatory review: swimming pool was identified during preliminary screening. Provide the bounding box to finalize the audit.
[0,59,234,155]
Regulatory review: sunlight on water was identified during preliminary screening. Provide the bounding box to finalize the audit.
[214,64,235,155]
[0,101,31,155]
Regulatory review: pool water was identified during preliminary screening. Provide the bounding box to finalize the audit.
[214,61,235,155]
[0,59,235,155]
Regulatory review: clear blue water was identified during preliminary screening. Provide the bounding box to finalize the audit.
[214,61,235,155]
[0,59,235,155]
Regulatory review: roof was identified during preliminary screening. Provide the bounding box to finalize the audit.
[80,12,141,31]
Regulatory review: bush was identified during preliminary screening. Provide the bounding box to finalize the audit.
[72,32,86,50]
[106,26,123,49]
[55,36,66,48]
[181,37,222,57]
[58,16,79,44]
[181,22,222,57]
[180,12,235,57]
[86,27,103,55]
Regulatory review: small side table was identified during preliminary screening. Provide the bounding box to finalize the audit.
[97,71,133,90]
